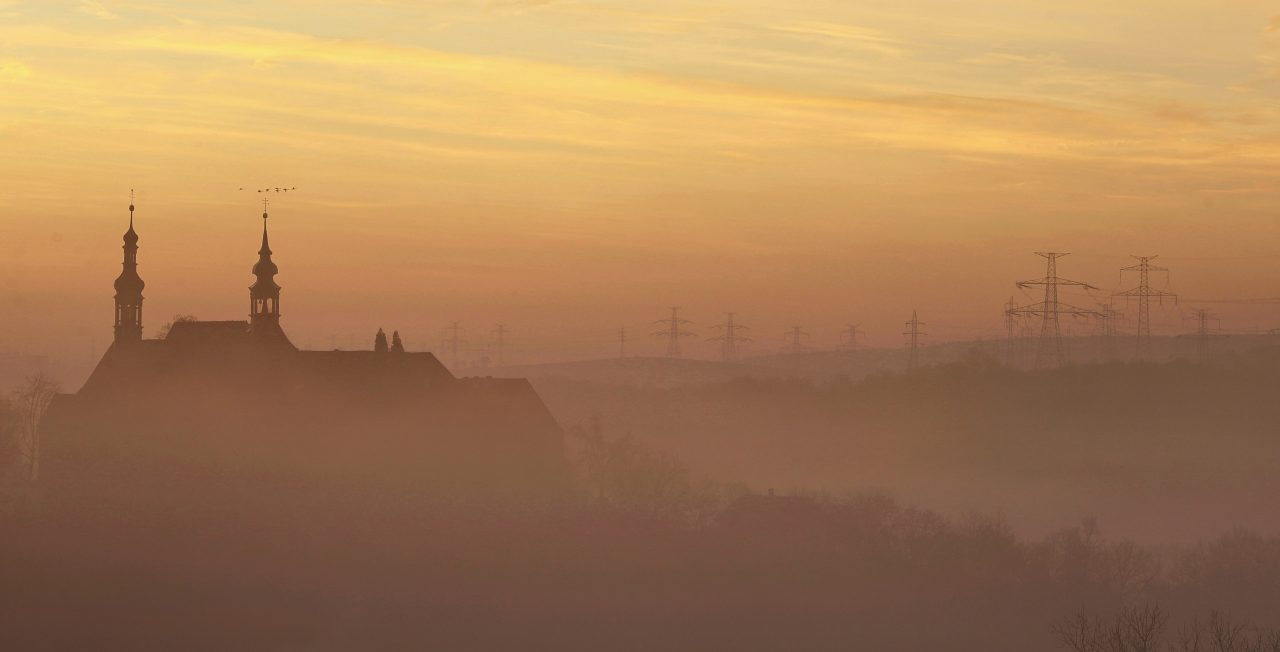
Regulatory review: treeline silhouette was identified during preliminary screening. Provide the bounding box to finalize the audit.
[4,411,1280,650]
[527,346,1280,542]
[1057,604,1280,652]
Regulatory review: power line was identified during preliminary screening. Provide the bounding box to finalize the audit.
[1009,252,1100,369]
[839,324,863,352]
[1114,255,1177,361]
[1187,308,1218,362]
[784,325,808,355]
[1181,297,1280,305]
[903,309,926,372]
[492,323,509,367]
[1003,297,1018,367]
[709,312,750,362]
[652,307,695,358]
[1098,302,1122,361]
[440,321,465,369]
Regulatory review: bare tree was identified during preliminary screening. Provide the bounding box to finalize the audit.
[156,314,198,339]
[1055,609,1103,652]
[1063,607,1280,652]
[1208,611,1248,652]
[1175,621,1205,652]
[1250,630,1280,652]
[12,374,60,482]
[569,417,727,527]
[1120,603,1165,652]
[1055,604,1164,652]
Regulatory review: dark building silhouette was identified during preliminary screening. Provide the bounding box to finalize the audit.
[42,206,567,517]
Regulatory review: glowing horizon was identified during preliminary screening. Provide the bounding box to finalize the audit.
[5,1,1280,366]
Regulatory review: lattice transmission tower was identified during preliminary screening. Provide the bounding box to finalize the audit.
[784,326,809,355]
[1097,302,1122,361]
[1188,308,1217,362]
[1003,297,1019,367]
[652,307,695,357]
[1114,255,1176,361]
[1009,252,1100,369]
[903,310,926,372]
[440,321,465,369]
[709,312,750,361]
[839,324,863,352]
[491,323,509,367]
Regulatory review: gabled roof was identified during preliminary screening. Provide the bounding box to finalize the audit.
[77,321,454,397]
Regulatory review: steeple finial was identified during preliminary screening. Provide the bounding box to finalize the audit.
[259,197,272,254]
[124,189,139,245]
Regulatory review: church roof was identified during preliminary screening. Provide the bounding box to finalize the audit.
[165,320,251,343]
[79,323,453,398]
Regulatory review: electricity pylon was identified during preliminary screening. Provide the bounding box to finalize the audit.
[652,307,695,357]
[491,323,508,367]
[1003,297,1019,367]
[1188,308,1217,362]
[1098,302,1121,361]
[784,326,809,355]
[709,312,750,361]
[903,310,926,372]
[440,321,465,369]
[839,324,863,351]
[1114,255,1176,361]
[1009,252,1100,369]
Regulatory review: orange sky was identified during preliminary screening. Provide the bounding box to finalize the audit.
[4,1,1280,367]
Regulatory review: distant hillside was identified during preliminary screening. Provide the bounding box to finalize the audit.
[488,356,761,389]
[483,333,1280,388]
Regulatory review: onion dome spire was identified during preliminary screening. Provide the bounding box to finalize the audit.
[113,191,144,343]
[252,211,279,283]
[249,199,284,337]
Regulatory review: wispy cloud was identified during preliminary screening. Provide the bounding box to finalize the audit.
[78,0,118,21]
[770,21,907,58]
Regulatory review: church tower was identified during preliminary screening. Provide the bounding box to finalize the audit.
[113,195,144,344]
[249,205,283,336]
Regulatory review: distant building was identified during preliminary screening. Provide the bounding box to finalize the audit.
[41,204,567,511]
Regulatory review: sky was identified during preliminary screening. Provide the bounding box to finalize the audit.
[4,0,1280,368]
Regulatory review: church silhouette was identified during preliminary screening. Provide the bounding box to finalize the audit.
[41,201,568,516]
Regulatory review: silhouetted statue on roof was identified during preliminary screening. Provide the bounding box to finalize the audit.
[390,331,405,354]
[375,328,389,353]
